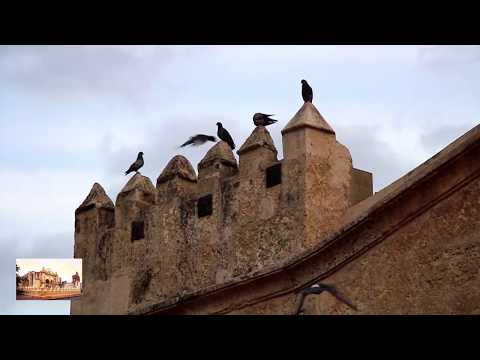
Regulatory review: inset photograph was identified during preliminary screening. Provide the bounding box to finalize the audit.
[16,259,82,300]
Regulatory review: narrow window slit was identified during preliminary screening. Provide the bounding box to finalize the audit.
[266,163,282,188]
[197,194,213,218]
[131,221,145,241]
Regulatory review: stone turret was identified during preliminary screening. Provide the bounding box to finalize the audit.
[196,142,238,243]
[237,126,280,222]
[74,182,114,265]
[157,155,197,202]
[76,183,114,214]
[110,174,156,314]
[114,174,156,246]
[281,102,353,248]
[147,155,199,302]
[157,155,197,184]
[198,141,238,180]
[117,174,156,204]
[176,142,239,291]
[72,182,114,314]
[237,125,278,176]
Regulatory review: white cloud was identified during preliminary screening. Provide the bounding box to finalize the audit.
[0,45,184,105]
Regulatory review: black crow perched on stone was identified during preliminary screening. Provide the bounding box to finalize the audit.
[179,134,217,148]
[216,122,235,150]
[125,152,144,175]
[253,113,278,127]
[295,283,357,315]
[301,79,313,103]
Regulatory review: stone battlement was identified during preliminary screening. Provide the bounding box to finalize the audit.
[71,102,373,315]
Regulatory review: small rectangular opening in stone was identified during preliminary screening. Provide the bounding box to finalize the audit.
[197,194,213,218]
[266,163,282,188]
[131,221,145,241]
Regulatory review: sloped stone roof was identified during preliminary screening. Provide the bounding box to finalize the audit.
[157,155,197,185]
[198,141,238,170]
[281,102,335,135]
[76,183,114,214]
[237,125,277,155]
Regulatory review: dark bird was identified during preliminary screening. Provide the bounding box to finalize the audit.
[125,152,144,175]
[301,79,313,103]
[294,283,358,315]
[179,134,217,148]
[216,122,235,150]
[253,113,278,127]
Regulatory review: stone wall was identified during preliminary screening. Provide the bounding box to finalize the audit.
[71,102,372,315]
[221,174,480,315]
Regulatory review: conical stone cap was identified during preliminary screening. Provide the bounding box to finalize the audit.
[157,155,197,186]
[76,183,114,215]
[281,102,335,135]
[198,141,238,170]
[119,173,156,196]
[237,125,277,155]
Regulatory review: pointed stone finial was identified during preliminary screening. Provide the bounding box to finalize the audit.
[281,102,335,136]
[119,173,156,196]
[76,183,114,215]
[198,141,238,170]
[237,126,277,156]
[157,155,197,186]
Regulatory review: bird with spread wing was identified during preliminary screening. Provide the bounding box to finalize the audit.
[179,134,217,148]
[295,283,358,315]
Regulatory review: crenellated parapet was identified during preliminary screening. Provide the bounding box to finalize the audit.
[72,102,373,314]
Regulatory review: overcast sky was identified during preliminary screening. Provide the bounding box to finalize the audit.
[1,45,479,315]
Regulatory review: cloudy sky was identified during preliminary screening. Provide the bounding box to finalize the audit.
[1,45,479,315]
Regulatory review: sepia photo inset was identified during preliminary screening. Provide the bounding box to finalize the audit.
[16,259,82,300]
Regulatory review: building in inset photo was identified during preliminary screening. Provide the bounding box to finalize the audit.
[16,259,82,300]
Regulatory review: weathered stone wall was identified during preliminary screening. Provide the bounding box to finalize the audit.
[72,103,372,315]
[71,184,114,315]
[224,175,480,315]
[281,103,355,249]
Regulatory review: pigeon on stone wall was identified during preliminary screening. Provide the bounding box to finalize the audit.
[301,79,313,103]
[216,122,235,150]
[253,113,278,127]
[179,134,217,148]
[125,152,144,175]
[295,283,357,315]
